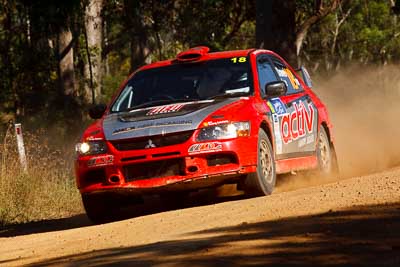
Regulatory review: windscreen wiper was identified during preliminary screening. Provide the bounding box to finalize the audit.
[124,97,202,112]
[172,98,201,102]
[207,91,250,100]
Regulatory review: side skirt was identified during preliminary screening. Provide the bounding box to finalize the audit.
[275,155,318,174]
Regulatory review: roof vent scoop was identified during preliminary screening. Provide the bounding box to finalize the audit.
[176,46,210,62]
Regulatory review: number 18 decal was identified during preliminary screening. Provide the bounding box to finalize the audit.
[231,57,247,63]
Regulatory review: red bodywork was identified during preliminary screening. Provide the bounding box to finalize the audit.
[75,48,334,197]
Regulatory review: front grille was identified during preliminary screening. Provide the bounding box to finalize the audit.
[206,153,237,166]
[121,155,146,162]
[111,130,193,151]
[152,151,180,158]
[123,158,184,182]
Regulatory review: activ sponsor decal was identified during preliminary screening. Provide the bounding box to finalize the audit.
[280,101,314,144]
[188,142,222,154]
[146,104,185,116]
[267,97,317,154]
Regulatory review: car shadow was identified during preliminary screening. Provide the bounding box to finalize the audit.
[0,185,249,238]
[0,214,92,238]
[25,202,400,266]
[93,185,251,224]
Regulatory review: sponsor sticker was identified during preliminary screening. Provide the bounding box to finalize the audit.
[203,120,229,127]
[298,137,306,148]
[87,155,114,167]
[298,133,315,148]
[276,68,300,90]
[280,101,314,144]
[272,114,279,123]
[188,142,222,154]
[284,68,300,90]
[276,68,288,78]
[272,113,283,154]
[86,136,104,141]
[146,104,185,116]
[268,98,287,115]
[112,120,192,135]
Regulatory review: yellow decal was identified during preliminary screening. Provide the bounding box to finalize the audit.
[267,101,276,113]
[284,68,299,90]
[231,57,247,63]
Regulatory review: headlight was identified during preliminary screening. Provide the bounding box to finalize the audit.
[196,122,250,141]
[75,141,108,156]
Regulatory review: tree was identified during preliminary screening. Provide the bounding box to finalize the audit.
[122,0,152,72]
[84,0,104,104]
[295,0,347,58]
[256,0,347,65]
[256,1,297,64]
[58,29,75,97]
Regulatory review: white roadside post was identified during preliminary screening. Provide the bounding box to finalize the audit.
[14,123,28,173]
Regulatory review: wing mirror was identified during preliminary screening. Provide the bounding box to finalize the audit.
[89,103,107,119]
[265,81,287,98]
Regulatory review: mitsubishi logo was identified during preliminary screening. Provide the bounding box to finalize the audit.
[145,139,156,149]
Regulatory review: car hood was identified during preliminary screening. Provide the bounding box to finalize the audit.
[103,98,241,141]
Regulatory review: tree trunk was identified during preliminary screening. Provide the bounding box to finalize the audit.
[84,0,104,104]
[130,39,151,72]
[256,0,297,65]
[2,1,20,117]
[295,0,346,59]
[58,29,75,96]
[124,0,151,72]
[57,29,83,136]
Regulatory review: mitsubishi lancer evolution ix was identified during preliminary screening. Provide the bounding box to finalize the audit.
[75,46,338,223]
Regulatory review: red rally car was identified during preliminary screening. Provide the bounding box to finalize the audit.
[75,46,338,222]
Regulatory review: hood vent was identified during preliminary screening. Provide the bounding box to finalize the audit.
[176,46,210,62]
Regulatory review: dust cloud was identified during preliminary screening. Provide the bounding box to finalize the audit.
[316,65,400,177]
[275,65,400,193]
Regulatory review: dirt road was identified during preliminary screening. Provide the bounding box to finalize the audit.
[1,68,400,266]
[1,167,399,266]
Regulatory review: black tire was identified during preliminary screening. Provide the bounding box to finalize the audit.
[82,194,118,224]
[316,126,339,178]
[244,129,276,196]
[160,192,189,210]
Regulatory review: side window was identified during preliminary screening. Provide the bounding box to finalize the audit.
[112,85,134,112]
[270,56,303,94]
[256,55,279,96]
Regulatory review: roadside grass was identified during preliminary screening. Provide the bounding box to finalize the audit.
[0,127,82,227]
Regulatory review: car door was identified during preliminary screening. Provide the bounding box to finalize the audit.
[257,54,318,159]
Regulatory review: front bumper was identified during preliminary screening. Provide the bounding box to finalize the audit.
[75,136,257,195]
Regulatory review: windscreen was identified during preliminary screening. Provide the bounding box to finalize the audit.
[111,57,252,113]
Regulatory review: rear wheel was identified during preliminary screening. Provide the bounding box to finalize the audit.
[316,126,339,177]
[244,129,276,196]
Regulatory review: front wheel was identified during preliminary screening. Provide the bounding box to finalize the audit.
[82,194,119,224]
[244,129,276,196]
[159,192,189,210]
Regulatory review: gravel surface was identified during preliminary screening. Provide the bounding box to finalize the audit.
[1,167,399,266]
